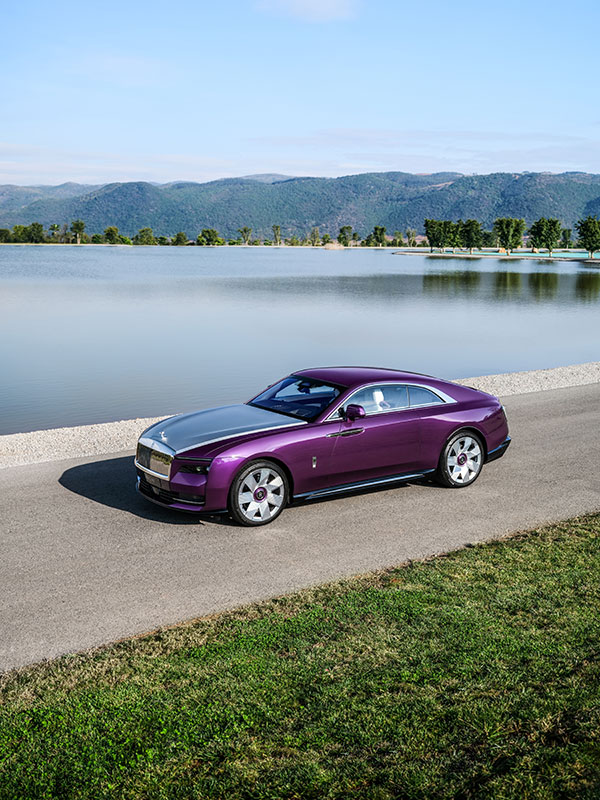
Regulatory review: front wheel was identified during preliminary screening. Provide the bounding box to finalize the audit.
[436,431,484,488]
[228,460,289,526]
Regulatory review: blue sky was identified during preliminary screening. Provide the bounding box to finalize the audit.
[2,0,599,184]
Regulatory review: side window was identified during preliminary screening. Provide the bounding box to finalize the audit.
[409,386,444,407]
[345,384,409,414]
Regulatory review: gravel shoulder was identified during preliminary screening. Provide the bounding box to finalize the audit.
[1,361,599,469]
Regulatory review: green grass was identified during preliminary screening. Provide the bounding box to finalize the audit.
[1,517,599,799]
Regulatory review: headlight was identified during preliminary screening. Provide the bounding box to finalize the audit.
[178,460,212,474]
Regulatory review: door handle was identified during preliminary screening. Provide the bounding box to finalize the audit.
[327,428,364,438]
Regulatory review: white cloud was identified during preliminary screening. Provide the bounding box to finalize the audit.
[256,0,358,22]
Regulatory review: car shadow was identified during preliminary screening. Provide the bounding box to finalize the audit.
[58,456,225,525]
[59,456,436,525]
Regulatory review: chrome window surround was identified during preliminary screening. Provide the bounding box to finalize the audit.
[325,381,457,421]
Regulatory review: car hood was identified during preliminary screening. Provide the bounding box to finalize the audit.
[140,404,305,455]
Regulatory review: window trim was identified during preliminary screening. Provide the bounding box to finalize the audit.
[324,381,457,421]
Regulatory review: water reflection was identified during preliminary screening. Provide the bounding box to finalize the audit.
[575,271,600,302]
[422,271,481,296]
[494,272,522,299]
[528,273,559,301]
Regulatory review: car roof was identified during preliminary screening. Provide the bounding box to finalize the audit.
[294,366,434,389]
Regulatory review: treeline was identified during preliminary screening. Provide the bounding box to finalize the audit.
[2,216,600,257]
[424,216,600,258]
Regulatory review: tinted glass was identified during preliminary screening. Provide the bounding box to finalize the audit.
[409,386,444,406]
[345,384,409,414]
[250,377,342,421]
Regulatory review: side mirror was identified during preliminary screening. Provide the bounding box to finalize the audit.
[345,403,366,421]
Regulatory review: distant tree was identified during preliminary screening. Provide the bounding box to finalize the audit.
[337,225,352,247]
[263,239,273,246]
[238,226,252,245]
[441,220,461,252]
[0,229,10,242]
[575,216,600,259]
[373,226,387,247]
[560,228,573,249]
[70,219,85,245]
[119,235,132,245]
[286,234,301,246]
[250,239,262,245]
[309,227,321,246]
[133,227,157,245]
[272,225,281,246]
[481,229,497,248]
[60,223,71,243]
[91,233,104,244]
[541,218,561,257]
[392,231,405,247]
[228,238,242,245]
[405,228,417,247]
[11,225,27,243]
[321,233,332,245]
[459,219,483,254]
[25,222,45,243]
[529,217,561,257]
[493,218,525,255]
[424,219,443,252]
[197,228,224,246]
[157,236,169,246]
[49,223,60,240]
[351,231,360,246]
[104,226,120,244]
[527,218,546,251]
[172,231,188,246]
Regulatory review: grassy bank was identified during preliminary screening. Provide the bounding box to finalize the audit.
[1,517,599,799]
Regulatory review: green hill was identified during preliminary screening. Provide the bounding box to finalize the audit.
[2,171,600,237]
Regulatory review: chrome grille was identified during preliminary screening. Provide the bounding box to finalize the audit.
[136,442,172,478]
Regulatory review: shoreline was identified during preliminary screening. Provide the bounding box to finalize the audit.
[2,242,599,262]
[1,361,599,470]
[394,249,600,264]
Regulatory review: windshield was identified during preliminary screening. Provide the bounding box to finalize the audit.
[249,376,343,421]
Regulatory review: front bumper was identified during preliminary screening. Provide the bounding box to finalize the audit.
[485,436,511,463]
[136,472,207,513]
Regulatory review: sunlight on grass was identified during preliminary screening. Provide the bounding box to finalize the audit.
[1,516,599,799]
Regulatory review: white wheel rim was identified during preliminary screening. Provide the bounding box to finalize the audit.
[447,436,482,484]
[238,468,284,522]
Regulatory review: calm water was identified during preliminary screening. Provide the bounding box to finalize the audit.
[1,245,599,434]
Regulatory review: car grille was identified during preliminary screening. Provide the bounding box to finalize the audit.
[138,475,204,506]
[136,443,172,478]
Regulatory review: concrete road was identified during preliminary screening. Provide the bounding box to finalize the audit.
[1,384,599,673]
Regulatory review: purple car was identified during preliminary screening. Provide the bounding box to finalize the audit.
[135,366,510,526]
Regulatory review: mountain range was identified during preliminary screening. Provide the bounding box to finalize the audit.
[2,171,600,238]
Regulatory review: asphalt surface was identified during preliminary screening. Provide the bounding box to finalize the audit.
[1,384,599,673]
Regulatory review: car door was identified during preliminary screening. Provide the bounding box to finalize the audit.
[325,383,423,486]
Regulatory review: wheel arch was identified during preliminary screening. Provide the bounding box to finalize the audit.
[444,425,488,460]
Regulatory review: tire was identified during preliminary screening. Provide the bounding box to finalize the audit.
[436,430,484,488]
[228,460,289,526]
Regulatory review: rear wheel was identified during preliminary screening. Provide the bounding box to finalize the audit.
[229,460,289,526]
[436,431,484,488]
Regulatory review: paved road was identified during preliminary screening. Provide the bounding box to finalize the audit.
[1,384,599,673]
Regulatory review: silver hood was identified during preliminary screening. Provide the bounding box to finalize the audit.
[140,404,305,455]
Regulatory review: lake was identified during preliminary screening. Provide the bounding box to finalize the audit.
[1,245,599,434]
